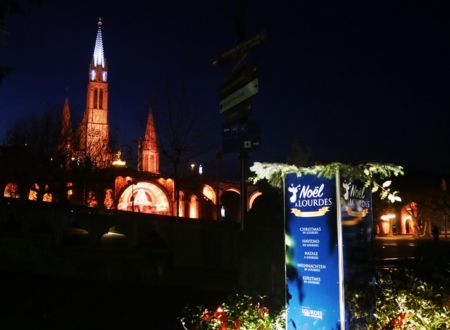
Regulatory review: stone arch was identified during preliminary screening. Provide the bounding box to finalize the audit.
[221,190,240,221]
[400,202,417,235]
[117,181,170,215]
[189,194,199,219]
[248,191,262,210]
[202,184,217,205]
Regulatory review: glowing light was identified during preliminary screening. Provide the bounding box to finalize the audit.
[248,191,263,210]
[202,185,216,204]
[104,189,114,209]
[3,183,19,199]
[381,213,396,221]
[189,195,199,219]
[28,183,39,201]
[87,191,98,207]
[117,181,169,214]
[43,193,53,203]
[112,151,126,167]
[93,20,105,68]
[102,71,107,82]
[220,205,226,218]
[198,165,203,175]
[67,182,73,200]
[190,163,195,171]
[90,69,96,80]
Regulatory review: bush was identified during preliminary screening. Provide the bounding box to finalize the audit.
[179,294,285,330]
[349,269,450,329]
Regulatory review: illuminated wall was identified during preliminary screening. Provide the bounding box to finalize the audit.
[117,181,170,215]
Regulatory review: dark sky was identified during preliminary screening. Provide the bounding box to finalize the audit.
[1,0,450,177]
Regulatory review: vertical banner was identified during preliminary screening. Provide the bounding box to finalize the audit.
[284,172,344,330]
[339,177,375,327]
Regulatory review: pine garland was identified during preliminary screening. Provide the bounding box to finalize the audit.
[249,162,404,203]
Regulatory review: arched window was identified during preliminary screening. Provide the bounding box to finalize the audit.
[202,185,216,205]
[99,89,103,109]
[3,182,19,199]
[189,195,199,219]
[117,181,170,215]
[93,89,98,108]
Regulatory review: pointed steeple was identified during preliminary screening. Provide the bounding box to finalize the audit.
[93,18,105,68]
[138,108,160,174]
[144,109,158,147]
[78,19,111,168]
[59,96,72,141]
[57,97,73,165]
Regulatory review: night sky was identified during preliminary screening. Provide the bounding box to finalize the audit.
[1,0,450,177]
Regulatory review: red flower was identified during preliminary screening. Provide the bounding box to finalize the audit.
[231,316,240,330]
[201,309,211,322]
[258,306,269,318]
[213,306,227,329]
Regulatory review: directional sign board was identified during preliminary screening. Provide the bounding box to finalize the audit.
[220,65,257,99]
[212,31,266,67]
[222,120,260,153]
[220,78,258,114]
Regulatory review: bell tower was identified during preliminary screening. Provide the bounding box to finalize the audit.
[80,18,110,167]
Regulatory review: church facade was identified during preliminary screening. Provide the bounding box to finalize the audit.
[0,19,262,221]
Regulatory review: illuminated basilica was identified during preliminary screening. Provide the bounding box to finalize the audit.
[1,19,262,220]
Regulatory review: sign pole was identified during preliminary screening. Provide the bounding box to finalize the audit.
[240,150,247,230]
[335,170,346,329]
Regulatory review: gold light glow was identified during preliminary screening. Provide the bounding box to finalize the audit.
[112,151,126,167]
[380,213,396,221]
[189,195,199,219]
[28,183,39,201]
[202,185,216,204]
[117,181,169,214]
[248,191,262,210]
[104,188,114,209]
[3,183,19,199]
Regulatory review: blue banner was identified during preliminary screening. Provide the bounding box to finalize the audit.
[339,177,375,327]
[284,173,344,330]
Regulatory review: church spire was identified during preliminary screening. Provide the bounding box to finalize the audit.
[93,18,105,68]
[80,18,111,168]
[60,96,72,137]
[138,108,160,174]
[57,97,73,166]
[144,109,158,146]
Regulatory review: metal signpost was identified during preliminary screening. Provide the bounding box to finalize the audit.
[213,0,265,229]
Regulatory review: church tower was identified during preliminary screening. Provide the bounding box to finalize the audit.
[57,97,73,168]
[138,109,160,174]
[79,18,110,167]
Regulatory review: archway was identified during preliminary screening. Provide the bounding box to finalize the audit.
[221,190,240,221]
[117,181,170,215]
[248,191,262,210]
